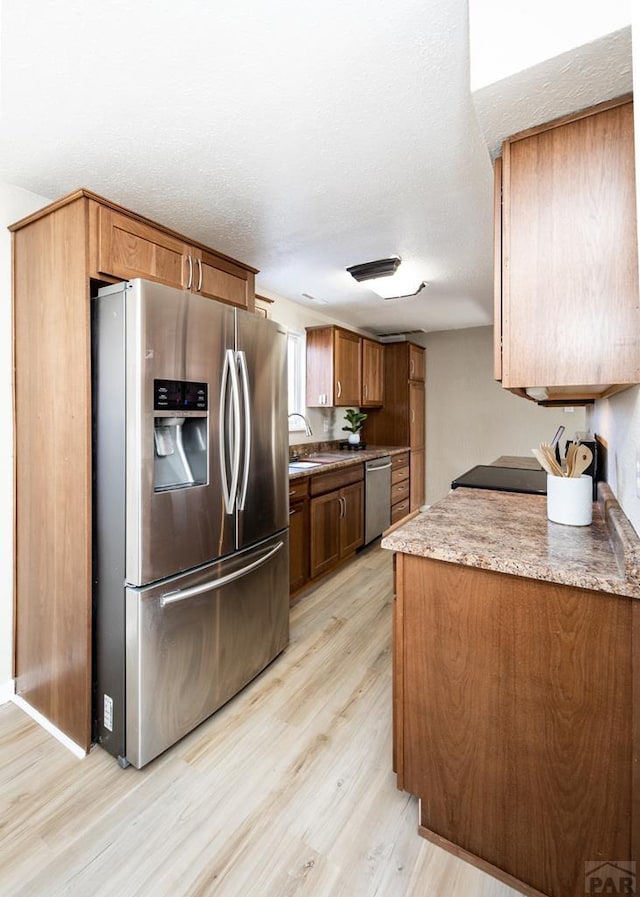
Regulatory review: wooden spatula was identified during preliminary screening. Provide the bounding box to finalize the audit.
[570,445,593,478]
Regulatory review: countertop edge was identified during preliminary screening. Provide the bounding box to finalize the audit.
[288,446,409,480]
[381,482,640,600]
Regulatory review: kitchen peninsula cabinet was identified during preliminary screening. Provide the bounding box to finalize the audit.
[309,464,364,579]
[10,188,258,750]
[384,483,640,897]
[394,554,637,897]
[362,341,425,510]
[496,95,640,403]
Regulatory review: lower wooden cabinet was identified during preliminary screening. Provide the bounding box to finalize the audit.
[288,477,310,597]
[394,552,637,897]
[310,481,364,579]
[308,466,364,580]
[391,452,411,524]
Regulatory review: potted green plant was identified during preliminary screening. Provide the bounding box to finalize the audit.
[342,408,368,445]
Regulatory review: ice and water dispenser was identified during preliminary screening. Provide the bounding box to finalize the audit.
[153,379,208,491]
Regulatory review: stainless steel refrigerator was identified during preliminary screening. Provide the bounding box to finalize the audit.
[92,278,289,768]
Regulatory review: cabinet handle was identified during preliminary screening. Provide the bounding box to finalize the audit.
[363,383,368,399]
[411,409,415,424]
[337,380,342,398]
[289,508,296,517]
[410,359,414,376]
[196,257,203,292]
[186,255,193,290]
[289,489,296,497]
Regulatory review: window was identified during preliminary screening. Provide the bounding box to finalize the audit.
[287,331,305,430]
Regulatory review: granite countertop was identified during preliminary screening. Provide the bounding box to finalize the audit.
[381,481,640,599]
[288,445,409,480]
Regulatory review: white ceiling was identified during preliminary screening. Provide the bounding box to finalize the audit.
[0,1,633,336]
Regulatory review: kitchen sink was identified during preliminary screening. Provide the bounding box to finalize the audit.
[307,452,352,462]
[288,461,324,471]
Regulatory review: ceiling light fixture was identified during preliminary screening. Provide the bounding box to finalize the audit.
[346,256,427,300]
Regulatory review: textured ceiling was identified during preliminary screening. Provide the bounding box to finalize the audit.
[0,2,632,336]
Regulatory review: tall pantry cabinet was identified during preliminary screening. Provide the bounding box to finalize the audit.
[10,189,257,750]
[362,341,426,511]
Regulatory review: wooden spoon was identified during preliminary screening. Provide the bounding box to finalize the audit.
[570,445,593,478]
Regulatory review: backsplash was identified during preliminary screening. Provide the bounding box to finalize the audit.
[289,439,340,459]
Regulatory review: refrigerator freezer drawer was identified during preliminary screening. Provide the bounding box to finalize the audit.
[124,532,289,768]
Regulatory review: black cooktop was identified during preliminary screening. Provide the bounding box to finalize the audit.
[451,465,547,495]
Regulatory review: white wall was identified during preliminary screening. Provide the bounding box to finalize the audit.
[424,326,586,505]
[585,8,640,537]
[0,182,53,702]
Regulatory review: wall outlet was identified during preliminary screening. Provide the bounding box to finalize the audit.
[323,418,329,433]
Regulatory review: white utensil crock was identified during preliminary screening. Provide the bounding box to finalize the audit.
[546,474,593,526]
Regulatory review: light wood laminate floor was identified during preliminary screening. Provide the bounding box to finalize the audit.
[0,543,519,897]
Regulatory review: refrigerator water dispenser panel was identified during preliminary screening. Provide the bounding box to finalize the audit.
[153,379,208,411]
[153,379,209,492]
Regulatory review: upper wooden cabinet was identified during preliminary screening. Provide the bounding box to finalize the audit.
[361,337,384,407]
[496,96,640,404]
[408,343,425,382]
[306,326,385,408]
[95,203,255,309]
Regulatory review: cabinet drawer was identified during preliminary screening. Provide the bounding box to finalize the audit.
[391,480,410,504]
[392,452,410,470]
[391,498,411,523]
[391,465,410,487]
[310,463,364,497]
[289,477,309,501]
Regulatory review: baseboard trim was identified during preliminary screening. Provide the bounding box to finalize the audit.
[0,678,15,705]
[11,695,87,759]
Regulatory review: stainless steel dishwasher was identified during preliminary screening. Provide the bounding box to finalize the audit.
[364,456,392,544]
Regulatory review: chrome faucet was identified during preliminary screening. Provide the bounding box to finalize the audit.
[288,412,313,436]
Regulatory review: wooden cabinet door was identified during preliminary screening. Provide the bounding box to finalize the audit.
[288,500,309,596]
[409,449,425,511]
[362,338,384,406]
[340,481,364,558]
[409,381,425,448]
[310,490,341,578]
[334,329,361,406]
[194,248,254,310]
[305,327,334,407]
[502,98,640,391]
[408,344,425,381]
[97,206,187,288]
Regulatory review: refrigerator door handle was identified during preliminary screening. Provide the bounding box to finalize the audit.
[219,348,241,515]
[159,540,285,607]
[237,350,251,510]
